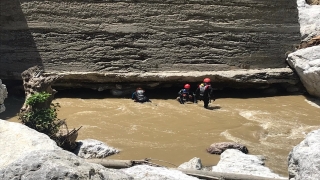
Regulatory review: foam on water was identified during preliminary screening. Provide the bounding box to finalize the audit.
[305,98,320,108]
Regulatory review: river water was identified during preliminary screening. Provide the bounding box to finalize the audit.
[2,89,320,177]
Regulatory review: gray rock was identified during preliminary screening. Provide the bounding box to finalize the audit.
[178,157,202,170]
[206,142,248,155]
[123,165,199,180]
[74,139,119,159]
[288,129,320,180]
[1,0,300,90]
[0,80,8,113]
[286,46,320,98]
[0,150,133,180]
[46,68,299,91]
[212,149,285,179]
[297,0,320,41]
[0,120,61,169]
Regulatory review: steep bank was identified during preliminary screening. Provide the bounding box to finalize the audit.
[0,0,300,90]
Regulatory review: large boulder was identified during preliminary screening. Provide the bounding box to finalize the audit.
[212,149,285,179]
[0,80,7,113]
[288,129,320,180]
[288,0,320,98]
[0,120,133,180]
[74,139,119,159]
[0,149,133,180]
[0,120,61,169]
[297,0,320,41]
[286,46,320,98]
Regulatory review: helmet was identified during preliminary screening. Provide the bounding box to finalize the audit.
[203,78,211,83]
[184,84,190,89]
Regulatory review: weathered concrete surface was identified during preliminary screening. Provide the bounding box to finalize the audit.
[0,0,300,89]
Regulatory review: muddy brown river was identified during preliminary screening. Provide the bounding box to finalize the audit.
[2,90,320,177]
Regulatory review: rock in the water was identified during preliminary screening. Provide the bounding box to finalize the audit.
[212,149,285,179]
[73,139,119,159]
[178,157,202,170]
[288,129,320,180]
[206,142,248,155]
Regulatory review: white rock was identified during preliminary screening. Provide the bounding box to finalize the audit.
[123,165,199,180]
[212,149,285,179]
[0,120,61,169]
[286,46,320,97]
[288,129,320,180]
[178,157,202,170]
[297,0,320,41]
[74,139,119,158]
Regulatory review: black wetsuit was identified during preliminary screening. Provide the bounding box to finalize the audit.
[132,90,150,103]
[177,89,194,104]
[195,83,214,108]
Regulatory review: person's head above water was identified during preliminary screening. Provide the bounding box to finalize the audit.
[136,87,144,93]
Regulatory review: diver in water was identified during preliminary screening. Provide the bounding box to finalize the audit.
[132,87,151,103]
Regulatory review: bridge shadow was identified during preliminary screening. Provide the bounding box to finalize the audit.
[0,0,43,80]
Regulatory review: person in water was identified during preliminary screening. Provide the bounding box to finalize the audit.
[177,84,194,104]
[194,78,215,109]
[132,87,151,103]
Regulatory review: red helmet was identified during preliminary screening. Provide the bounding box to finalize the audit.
[184,84,190,89]
[203,78,211,83]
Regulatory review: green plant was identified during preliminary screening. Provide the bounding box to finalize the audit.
[26,92,51,106]
[19,92,62,137]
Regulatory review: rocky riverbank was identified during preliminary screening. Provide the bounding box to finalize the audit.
[0,120,287,180]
